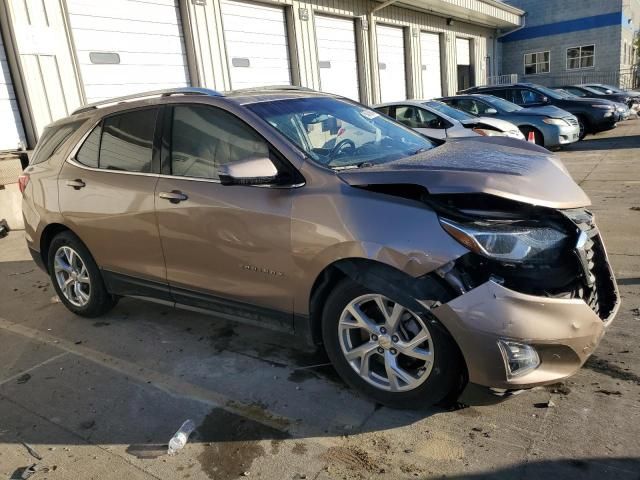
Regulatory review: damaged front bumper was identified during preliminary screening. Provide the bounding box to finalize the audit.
[433,279,619,391]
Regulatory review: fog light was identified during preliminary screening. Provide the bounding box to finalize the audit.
[497,340,540,379]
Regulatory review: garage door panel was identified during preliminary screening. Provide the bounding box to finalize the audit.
[420,32,442,99]
[67,0,189,103]
[67,1,180,23]
[0,35,26,150]
[69,16,183,37]
[71,30,186,55]
[221,0,291,89]
[377,24,406,102]
[316,15,359,100]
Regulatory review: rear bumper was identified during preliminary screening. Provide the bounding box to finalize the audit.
[433,280,619,390]
[29,246,47,272]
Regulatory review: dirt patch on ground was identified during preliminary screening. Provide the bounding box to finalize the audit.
[322,445,377,473]
[196,407,289,480]
[584,355,640,384]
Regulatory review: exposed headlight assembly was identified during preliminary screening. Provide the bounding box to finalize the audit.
[439,217,569,264]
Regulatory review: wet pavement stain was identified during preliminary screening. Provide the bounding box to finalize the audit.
[197,408,289,480]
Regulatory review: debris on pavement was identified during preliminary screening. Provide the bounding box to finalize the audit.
[595,389,622,396]
[80,419,95,430]
[167,419,196,455]
[50,295,60,304]
[11,463,56,480]
[0,219,9,238]
[21,442,43,460]
[16,374,31,385]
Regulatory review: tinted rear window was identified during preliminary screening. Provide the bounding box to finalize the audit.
[31,121,84,165]
[99,108,158,172]
[76,124,101,168]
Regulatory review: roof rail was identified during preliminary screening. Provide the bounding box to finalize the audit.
[72,87,223,115]
[228,85,315,93]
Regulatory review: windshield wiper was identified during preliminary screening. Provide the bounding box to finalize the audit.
[332,161,376,171]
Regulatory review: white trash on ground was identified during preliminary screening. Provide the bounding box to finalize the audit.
[167,419,196,455]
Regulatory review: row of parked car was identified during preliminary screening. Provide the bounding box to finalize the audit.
[374,82,639,150]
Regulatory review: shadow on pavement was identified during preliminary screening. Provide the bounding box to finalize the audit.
[564,133,640,151]
[443,457,640,480]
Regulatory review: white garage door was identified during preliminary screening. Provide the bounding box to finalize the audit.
[456,37,471,65]
[420,32,442,99]
[376,24,406,103]
[0,36,26,151]
[315,15,359,101]
[221,0,291,89]
[66,0,190,103]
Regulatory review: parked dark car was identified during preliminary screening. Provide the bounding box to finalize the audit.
[583,83,640,97]
[460,83,618,139]
[437,93,579,149]
[555,85,639,110]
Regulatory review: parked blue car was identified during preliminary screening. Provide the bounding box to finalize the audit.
[438,94,580,149]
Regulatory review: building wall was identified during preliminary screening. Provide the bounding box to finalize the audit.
[1,0,519,148]
[500,0,631,82]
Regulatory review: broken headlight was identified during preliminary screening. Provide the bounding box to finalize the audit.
[439,217,569,264]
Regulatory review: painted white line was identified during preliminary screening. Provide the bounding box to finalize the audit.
[0,352,69,387]
[0,316,293,433]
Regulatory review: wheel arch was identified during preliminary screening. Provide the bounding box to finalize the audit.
[305,257,456,346]
[39,223,77,273]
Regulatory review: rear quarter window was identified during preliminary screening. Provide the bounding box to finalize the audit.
[76,124,102,168]
[30,121,84,165]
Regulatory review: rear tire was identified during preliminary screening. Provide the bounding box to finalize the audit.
[322,277,464,409]
[48,231,117,317]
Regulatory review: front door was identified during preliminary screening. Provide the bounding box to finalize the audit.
[154,104,295,328]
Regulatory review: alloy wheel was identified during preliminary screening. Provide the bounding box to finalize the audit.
[54,246,91,307]
[338,294,434,392]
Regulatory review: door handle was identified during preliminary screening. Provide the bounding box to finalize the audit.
[66,179,86,190]
[159,190,188,204]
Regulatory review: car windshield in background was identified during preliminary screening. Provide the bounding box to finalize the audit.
[533,85,564,100]
[248,97,436,169]
[424,101,474,121]
[554,89,578,99]
[482,96,522,112]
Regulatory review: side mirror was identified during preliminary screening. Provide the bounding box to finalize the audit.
[605,89,613,94]
[485,108,498,114]
[218,157,278,186]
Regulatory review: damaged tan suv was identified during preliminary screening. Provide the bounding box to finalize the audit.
[21,87,619,407]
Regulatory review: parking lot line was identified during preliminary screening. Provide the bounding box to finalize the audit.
[0,351,69,387]
[0,316,294,434]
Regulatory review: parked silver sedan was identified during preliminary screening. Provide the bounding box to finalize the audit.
[374,100,525,141]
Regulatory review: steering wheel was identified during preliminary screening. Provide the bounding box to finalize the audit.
[330,138,356,157]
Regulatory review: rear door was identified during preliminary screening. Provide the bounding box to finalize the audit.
[154,103,294,328]
[58,107,168,291]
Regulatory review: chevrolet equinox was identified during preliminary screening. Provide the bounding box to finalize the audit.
[21,87,620,408]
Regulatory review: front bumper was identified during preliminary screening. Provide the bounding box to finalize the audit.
[544,123,580,146]
[433,280,618,390]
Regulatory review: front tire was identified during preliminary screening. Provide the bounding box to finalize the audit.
[48,231,117,317]
[322,278,463,409]
[576,116,588,140]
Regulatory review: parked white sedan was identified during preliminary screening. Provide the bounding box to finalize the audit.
[375,100,525,141]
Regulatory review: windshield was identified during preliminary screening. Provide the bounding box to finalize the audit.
[424,101,474,121]
[591,84,623,94]
[481,96,522,112]
[533,85,563,100]
[554,89,578,99]
[248,97,436,169]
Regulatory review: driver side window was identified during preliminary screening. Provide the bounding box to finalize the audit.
[170,105,269,180]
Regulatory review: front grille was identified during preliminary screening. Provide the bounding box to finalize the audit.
[564,117,578,127]
[563,209,618,321]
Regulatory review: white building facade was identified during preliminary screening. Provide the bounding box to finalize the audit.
[0,0,522,150]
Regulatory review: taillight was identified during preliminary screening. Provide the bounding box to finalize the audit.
[18,174,30,193]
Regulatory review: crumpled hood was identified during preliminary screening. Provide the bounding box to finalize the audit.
[512,105,570,118]
[338,137,590,209]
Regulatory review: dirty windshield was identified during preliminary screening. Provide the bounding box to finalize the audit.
[248,97,436,169]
